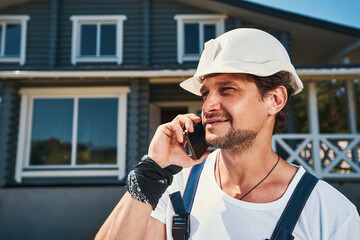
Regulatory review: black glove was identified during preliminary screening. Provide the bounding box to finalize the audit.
[126,155,182,210]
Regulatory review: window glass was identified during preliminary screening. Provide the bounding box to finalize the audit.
[30,99,74,165]
[100,24,116,55]
[184,23,199,54]
[76,98,118,165]
[204,24,216,42]
[5,24,21,56]
[317,80,348,133]
[80,24,97,56]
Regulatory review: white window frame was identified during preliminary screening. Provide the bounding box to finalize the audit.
[15,87,130,183]
[0,15,30,65]
[174,14,226,64]
[70,15,127,65]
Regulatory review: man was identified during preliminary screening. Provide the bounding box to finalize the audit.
[96,28,360,239]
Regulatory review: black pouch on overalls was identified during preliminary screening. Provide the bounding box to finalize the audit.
[172,214,190,240]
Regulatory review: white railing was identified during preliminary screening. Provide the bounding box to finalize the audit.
[272,134,360,179]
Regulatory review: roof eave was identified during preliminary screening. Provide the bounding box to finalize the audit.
[214,0,360,37]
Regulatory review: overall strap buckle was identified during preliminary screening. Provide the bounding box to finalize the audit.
[172,214,190,240]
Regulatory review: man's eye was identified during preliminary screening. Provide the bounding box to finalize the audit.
[222,87,235,92]
[201,92,209,99]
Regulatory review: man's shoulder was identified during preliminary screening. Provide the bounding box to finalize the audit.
[306,178,357,216]
[314,180,353,203]
[297,178,360,238]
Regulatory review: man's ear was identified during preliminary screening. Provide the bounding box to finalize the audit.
[267,86,287,116]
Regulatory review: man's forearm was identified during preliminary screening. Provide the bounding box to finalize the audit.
[95,192,153,240]
[96,115,204,239]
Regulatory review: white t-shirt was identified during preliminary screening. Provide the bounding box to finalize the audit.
[151,150,360,240]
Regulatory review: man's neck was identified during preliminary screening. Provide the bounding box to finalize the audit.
[215,140,298,202]
[219,144,276,184]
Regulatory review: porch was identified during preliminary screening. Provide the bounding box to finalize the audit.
[273,69,360,179]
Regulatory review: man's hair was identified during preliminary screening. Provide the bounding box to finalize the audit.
[248,72,295,134]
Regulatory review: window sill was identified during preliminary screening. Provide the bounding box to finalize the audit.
[73,57,121,64]
[0,57,22,63]
[179,55,201,63]
[18,169,122,179]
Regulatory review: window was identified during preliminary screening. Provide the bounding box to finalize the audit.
[174,14,226,63]
[0,15,30,65]
[70,15,127,65]
[15,87,130,182]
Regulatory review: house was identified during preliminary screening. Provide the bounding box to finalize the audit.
[0,0,359,239]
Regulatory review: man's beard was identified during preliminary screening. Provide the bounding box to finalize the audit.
[206,128,257,153]
[205,112,258,153]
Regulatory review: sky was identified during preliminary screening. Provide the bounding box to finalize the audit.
[244,0,360,29]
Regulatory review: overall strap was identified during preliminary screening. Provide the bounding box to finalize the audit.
[170,158,207,215]
[169,158,207,240]
[270,171,319,240]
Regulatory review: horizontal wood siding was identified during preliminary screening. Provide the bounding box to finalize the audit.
[150,0,213,68]
[0,0,293,69]
[0,0,51,70]
[126,79,139,173]
[125,78,149,175]
[150,83,202,102]
[0,81,20,186]
[57,0,143,67]
[138,80,150,158]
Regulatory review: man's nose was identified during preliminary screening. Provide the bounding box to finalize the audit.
[202,93,221,113]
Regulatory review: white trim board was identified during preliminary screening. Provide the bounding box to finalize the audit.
[1,68,359,79]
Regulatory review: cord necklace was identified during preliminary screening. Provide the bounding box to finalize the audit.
[217,153,280,200]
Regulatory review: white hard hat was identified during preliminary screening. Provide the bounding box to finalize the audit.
[180,28,303,96]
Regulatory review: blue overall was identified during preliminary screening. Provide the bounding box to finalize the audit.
[170,158,319,240]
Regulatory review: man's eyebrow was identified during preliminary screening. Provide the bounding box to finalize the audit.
[200,81,239,93]
[216,81,237,86]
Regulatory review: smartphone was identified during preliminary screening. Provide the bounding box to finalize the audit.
[184,122,208,160]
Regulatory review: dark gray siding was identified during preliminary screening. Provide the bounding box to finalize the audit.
[0,0,51,70]
[57,0,144,67]
[150,83,202,102]
[0,81,20,186]
[48,0,59,67]
[0,0,294,70]
[126,78,149,173]
[150,0,213,68]
[138,79,150,157]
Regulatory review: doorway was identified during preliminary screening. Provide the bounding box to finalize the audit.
[148,101,202,141]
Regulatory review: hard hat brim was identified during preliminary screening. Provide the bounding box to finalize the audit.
[180,60,303,96]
